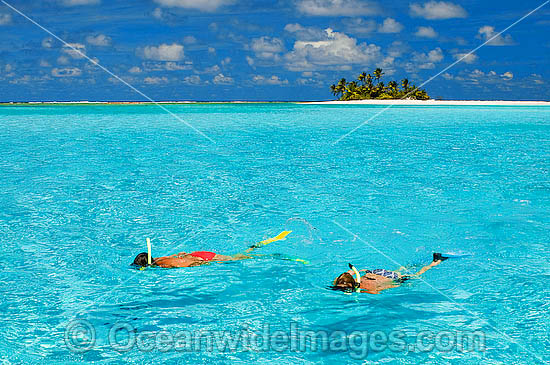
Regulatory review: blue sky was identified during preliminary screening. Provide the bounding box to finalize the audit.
[0,0,548,101]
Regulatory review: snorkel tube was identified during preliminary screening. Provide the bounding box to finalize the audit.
[138,238,152,270]
[348,263,361,293]
[147,238,152,265]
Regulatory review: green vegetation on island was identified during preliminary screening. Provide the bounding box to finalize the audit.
[330,68,430,101]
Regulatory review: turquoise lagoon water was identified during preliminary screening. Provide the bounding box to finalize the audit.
[0,104,548,363]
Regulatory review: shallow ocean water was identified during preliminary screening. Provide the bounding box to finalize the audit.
[0,104,548,364]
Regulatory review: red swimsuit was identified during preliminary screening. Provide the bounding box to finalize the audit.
[189,251,217,261]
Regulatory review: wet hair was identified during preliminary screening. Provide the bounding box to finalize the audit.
[132,252,154,267]
[331,272,357,292]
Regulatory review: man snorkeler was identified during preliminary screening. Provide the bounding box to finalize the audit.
[332,253,449,294]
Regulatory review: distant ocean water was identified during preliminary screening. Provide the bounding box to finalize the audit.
[0,104,548,363]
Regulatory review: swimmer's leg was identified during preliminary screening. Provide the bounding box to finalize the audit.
[413,253,449,276]
[211,254,250,261]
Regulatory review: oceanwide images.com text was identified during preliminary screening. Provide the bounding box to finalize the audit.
[65,320,486,359]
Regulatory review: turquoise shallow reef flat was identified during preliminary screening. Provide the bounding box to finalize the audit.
[0,104,548,363]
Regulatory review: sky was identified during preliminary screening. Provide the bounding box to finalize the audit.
[0,0,549,102]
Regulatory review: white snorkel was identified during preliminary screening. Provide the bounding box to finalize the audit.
[146,238,152,265]
[348,263,361,293]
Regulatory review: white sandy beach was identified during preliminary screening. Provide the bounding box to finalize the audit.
[302,99,550,106]
[1,100,549,106]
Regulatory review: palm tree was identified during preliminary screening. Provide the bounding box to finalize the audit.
[335,78,347,100]
[330,84,338,97]
[329,69,429,100]
[344,81,360,100]
[401,78,410,94]
[364,74,373,97]
[387,81,398,97]
[373,68,384,83]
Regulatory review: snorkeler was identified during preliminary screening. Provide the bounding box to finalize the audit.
[132,231,294,268]
[133,251,249,268]
[332,253,449,294]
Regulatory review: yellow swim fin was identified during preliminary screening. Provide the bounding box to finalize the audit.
[258,230,291,245]
[246,231,292,252]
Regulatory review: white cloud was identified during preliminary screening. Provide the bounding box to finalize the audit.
[246,56,254,66]
[452,69,516,86]
[144,76,169,84]
[297,77,324,86]
[410,1,467,20]
[153,0,234,12]
[183,75,201,85]
[453,52,478,64]
[284,27,382,71]
[152,7,163,19]
[141,61,192,72]
[251,36,286,61]
[3,64,15,78]
[61,0,100,5]
[284,23,327,41]
[209,22,219,32]
[0,14,12,25]
[378,18,403,33]
[213,73,234,85]
[415,26,438,38]
[252,37,285,53]
[387,40,408,58]
[86,57,100,67]
[86,34,111,46]
[530,74,544,85]
[478,26,515,46]
[108,76,136,84]
[408,47,444,70]
[204,65,221,73]
[252,75,289,85]
[51,67,82,77]
[57,56,70,65]
[8,75,34,85]
[183,36,197,44]
[62,43,86,59]
[343,18,377,35]
[427,48,444,62]
[297,0,381,16]
[164,62,190,71]
[42,38,54,48]
[142,43,184,61]
[129,66,142,74]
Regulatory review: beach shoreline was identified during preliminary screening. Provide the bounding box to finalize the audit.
[301,99,550,106]
[0,99,549,106]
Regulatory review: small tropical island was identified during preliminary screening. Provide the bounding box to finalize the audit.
[330,68,430,101]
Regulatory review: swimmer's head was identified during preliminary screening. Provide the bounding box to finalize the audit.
[331,272,357,292]
[133,252,154,268]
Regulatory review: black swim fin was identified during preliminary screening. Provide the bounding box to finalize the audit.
[433,252,449,262]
